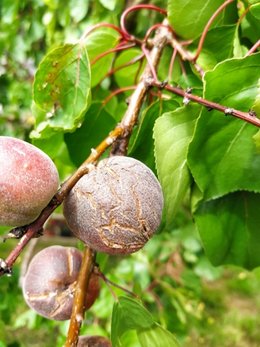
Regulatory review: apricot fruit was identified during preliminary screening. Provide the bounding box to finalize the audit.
[0,136,59,227]
[63,156,163,255]
[22,246,100,320]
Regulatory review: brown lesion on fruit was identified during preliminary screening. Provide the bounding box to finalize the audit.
[67,248,75,278]
[75,188,97,210]
[102,165,121,181]
[98,217,149,250]
[49,282,76,319]
[130,182,151,240]
[23,291,57,302]
[108,182,124,206]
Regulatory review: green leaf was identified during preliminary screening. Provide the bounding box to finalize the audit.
[32,132,64,159]
[111,296,154,347]
[241,11,260,43]
[99,0,117,11]
[250,3,260,20]
[167,0,224,39]
[154,104,201,229]
[1,0,19,25]
[84,28,119,87]
[138,324,180,347]
[252,75,260,115]
[69,0,89,22]
[65,102,117,166]
[248,0,260,4]
[114,48,143,88]
[195,191,260,269]
[32,43,91,138]
[188,54,260,200]
[233,27,248,58]
[193,25,236,71]
[129,99,179,172]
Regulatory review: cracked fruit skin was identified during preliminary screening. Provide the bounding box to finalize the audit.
[22,246,100,320]
[63,156,164,255]
[0,136,59,227]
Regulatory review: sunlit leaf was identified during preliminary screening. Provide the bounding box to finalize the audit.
[32,43,91,138]
[193,25,236,71]
[129,100,179,172]
[138,324,180,347]
[250,3,260,20]
[154,104,201,229]
[114,48,143,88]
[167,0,224,39]
[69,0,89,22]
[188,54,260,200]
[111,296,154,347]
[99,0,117,11]
[84,28,119,87]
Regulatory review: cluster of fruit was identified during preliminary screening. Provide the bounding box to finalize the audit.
[0,136,163,344]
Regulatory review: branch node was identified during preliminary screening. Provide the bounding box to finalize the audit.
[158,80,168,89]
[249,110,257,117]
[224,108,234,116]
[144,75,156,87]
[183,88,192,106]
[4,226,28,240]
[91,148,98,156]
[0,259,12,276]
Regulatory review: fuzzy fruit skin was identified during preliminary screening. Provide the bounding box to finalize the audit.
[0,136,59,227]
[77,335,112,347]
[63,156,164,255]
[22,246,100,321]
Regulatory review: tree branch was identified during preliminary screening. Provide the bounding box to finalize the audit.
[152,81,260,127]
[111,19,172,155]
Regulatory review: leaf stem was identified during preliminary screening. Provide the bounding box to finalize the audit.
[193,0,235,62]
[90,42,136,66]
[80,23,125,41]
[120,4,167,42]
[102,86,137,106]
[95,268,139,299]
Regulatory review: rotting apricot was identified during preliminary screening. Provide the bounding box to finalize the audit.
[63,156,163,255]
[22,245,100,320]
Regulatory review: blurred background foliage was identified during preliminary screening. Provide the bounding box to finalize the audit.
[0,0,260,346]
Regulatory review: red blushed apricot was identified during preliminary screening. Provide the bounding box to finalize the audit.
[0,136,59,227]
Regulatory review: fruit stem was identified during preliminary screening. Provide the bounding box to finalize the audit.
[65,246,96,347]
